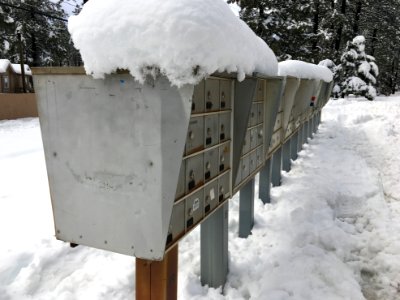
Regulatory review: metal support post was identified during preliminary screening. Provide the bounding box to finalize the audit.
[201,202,229,288]
[239,178,255,238]
[290,132,299,161]
[297,125,303,152]
[312,114,317,133]
[136,244,178,300]
[308,119,313,139]
[282,140,291,172]
[259,159,272,204]
[304,121,309,144]
[271,147,282,187]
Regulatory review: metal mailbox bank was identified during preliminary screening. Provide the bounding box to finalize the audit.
[33,66,333,299]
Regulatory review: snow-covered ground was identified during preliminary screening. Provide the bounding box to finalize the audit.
[1,96,400,299]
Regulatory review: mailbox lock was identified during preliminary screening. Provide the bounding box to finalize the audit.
[221,92,226,108]
[206,162,211,170]
[188,170,196,190]
[220,124,225,141]
[206,128,212,145]
[258,129,263,138]
[220,154,225,163]
[206,91,213,109]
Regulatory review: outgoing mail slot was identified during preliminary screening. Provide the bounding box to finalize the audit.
[185,189,204,229]
[204,114,219,148]
[204,148,219,182]
[219,143,230,173]
[242,129,251,155]
[167,201,185,246]
[205,78,220,112]
[192,79,205,114]
[175,162,185,200]
[250,127,258,150]
[220,79,232,110]
[249,103,258,127]
[257,103,264,124]
[204,180,219,214]
[219,112,231,142]
[256,79,265,102]
[185,155,204,193]
[218,172,230,203]
[185,117,204,155]
[249,151,257,174]
[273,111,282,132]
[241,155,250,181]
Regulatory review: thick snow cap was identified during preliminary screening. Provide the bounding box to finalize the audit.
[68,0,278,86]
[278,60,333,82]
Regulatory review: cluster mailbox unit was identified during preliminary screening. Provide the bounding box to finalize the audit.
[33,66,333,296]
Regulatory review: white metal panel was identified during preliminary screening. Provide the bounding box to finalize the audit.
[34,74,193,260]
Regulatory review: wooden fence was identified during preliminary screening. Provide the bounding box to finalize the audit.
[0,93,38,120]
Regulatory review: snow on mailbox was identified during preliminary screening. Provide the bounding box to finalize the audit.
[33,0,279,260]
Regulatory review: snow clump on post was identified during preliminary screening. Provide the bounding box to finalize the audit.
[68,0,278,87]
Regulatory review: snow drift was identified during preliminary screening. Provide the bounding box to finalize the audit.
[68,0,278,86]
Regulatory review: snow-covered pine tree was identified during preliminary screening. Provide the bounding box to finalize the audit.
[339,35,379,100]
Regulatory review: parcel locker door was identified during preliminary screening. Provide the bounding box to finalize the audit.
[204,114,219,148]
[204,180,219,215]
[192,80,205,114]
[185,189,204,229]
[185,155,204,193]
[185,117,204,155]
[219,112,231,143]
[205,79,220,112]
[204,148,219,182]
[235,159,242,188]
[220,80,232,110]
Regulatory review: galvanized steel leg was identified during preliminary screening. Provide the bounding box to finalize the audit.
[239,178,255,238]
[259,159,272,204]
[282,140,291,172]
[271,148,282,187]
[290,132,299,161]
[201,202,229,288]
[297,125,303,152]
[308,119,313,139]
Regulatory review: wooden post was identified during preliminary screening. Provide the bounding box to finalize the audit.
[136,245,178,300]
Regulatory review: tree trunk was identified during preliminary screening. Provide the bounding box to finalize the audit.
[353,1,362,36]
[370,28,378,56]
[334,0,346,51]
[312,0,320,51]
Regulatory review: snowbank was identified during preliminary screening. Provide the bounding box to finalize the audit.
[278,60,333,82]
[68,0,278,86]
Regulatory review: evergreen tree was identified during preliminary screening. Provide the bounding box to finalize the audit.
[338,36,378,100]
[0,0,81,66]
